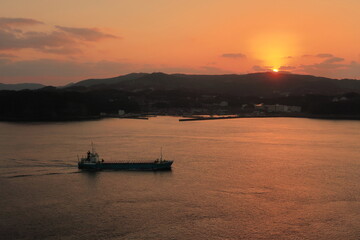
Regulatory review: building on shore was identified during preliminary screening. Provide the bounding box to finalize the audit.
[255,104,301,113]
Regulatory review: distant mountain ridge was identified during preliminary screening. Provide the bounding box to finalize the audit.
[2,72,360,121]
[67,72,360,96]
[71,73,148,87]
[2,72,360,95]
[0,83,46,91]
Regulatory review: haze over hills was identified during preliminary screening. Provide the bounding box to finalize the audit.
[1,72,360,96]
[0,83,46,91]
[68,72,360,96]
[1,72,360,121]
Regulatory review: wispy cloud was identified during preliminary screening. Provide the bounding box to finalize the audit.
[0,30,75,50]
[283,54,359,79]
[302,53,334,58]
[322,57,344,64]
[0,17,43,29]
[279,66,296,71]
[221,53,246,59]
[0,17,118,55]
[55,26,118,41]
[0,53,17,58]
[252,65,272,72]
[316,53,334,58]
[39,47,82,55]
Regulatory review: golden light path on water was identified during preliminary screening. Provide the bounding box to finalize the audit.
[0,117,359,239]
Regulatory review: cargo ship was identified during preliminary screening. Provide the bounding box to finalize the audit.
[78,144,173,171]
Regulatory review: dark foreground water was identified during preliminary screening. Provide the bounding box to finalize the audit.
[0,117,359,240]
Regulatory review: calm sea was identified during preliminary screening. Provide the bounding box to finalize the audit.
[0,117,359,240]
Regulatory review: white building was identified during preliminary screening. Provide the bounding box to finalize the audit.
[265,104,301,113]
[219,101,228,107]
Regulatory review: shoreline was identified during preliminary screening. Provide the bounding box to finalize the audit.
[1,113,360,122]
[178,113,360,121]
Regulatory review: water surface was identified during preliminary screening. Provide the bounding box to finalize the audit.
[0,117,359,239]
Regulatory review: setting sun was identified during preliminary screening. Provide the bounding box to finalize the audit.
[273,68,279,72]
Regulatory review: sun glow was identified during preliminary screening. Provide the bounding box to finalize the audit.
[250,33,299,72]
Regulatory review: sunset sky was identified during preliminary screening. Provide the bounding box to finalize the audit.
[0,0,359,85]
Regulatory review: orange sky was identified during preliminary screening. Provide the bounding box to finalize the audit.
[0,0,359,85]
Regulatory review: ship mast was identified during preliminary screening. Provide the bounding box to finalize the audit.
[91,142,95,154]
[160,147,163,162]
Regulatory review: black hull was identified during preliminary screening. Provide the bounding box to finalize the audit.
[78,161,173,171]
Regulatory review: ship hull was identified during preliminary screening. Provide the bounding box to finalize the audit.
[78,161,173,171]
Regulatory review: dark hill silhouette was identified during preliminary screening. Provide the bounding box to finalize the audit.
[71,73,148,87]
[2,72,360,121]
[67,72,360,96]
